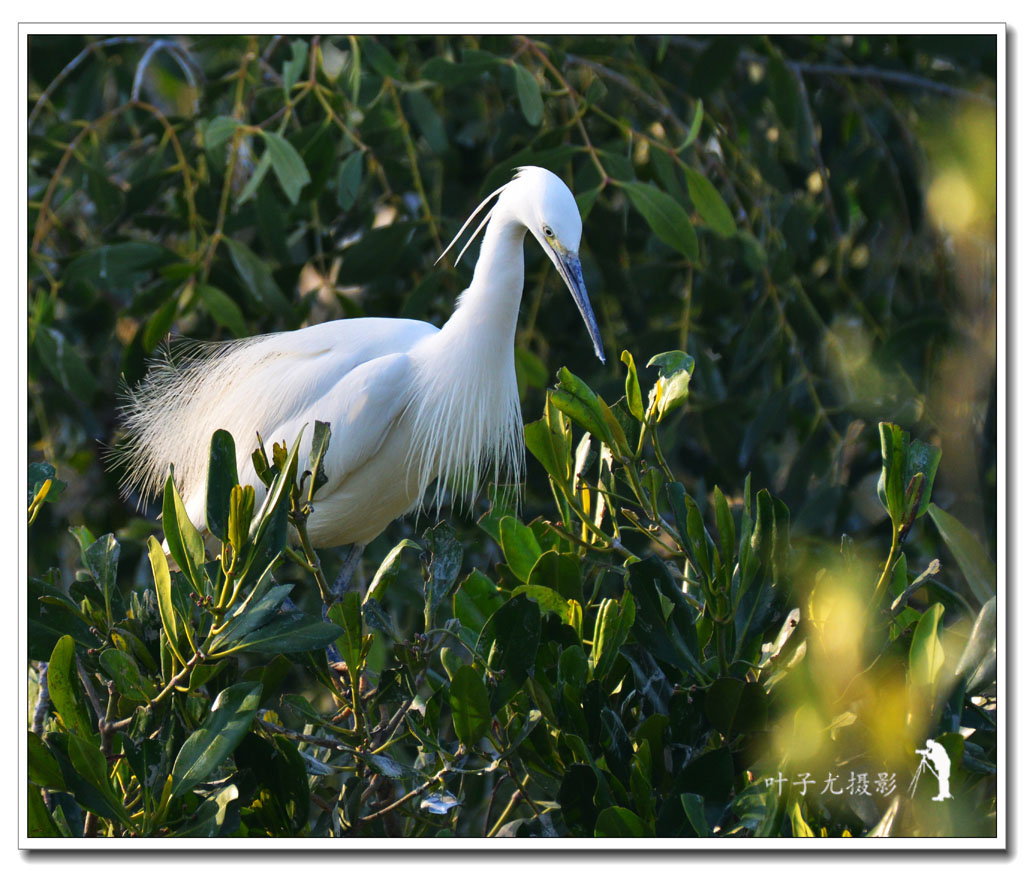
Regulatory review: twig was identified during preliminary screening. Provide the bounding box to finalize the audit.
[660,36,994,105]
[105,650,203,732]
[76,659,105,722]
[28,36,150,127]
[520,37,609,185]
[32,663,50,735]
[889,559,942,614]
[565,53,691,137]
[256,712,358,754]
[358,770,448,824]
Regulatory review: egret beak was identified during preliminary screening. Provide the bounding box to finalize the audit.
[554,250,605,363]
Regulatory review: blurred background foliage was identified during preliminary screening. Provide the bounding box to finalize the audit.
[27,33,998,838]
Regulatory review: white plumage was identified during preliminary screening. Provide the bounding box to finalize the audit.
[116,166,604,548]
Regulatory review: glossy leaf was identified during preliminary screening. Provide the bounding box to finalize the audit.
[261,130,311,204]
[162,476,206,596]
[46,635,92,737]
[336,149,364,210]
[928,504,995,604]
[205,429,239,543]
[28,731,66,791]
[223,237,292,322]
[499,516,542,583]
[594,805,651,837]
[621,181,698,260]
[682,165,736,236]
[449,665,491,746]
[170,682,263,799]
[909,603,946,687]
[99,649,155,702]
[148,536,186,667]
[512,63,544,125]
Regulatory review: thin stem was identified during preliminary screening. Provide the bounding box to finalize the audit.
[869,525,902,614]
[386,79,442,254]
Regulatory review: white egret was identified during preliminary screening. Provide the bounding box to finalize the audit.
[117,166,604,551]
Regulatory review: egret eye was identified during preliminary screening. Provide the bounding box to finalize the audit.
[543,225,554,238]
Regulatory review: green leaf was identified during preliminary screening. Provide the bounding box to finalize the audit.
[909,603,945,686]
[681,793,709,837]
[223,237,292,322]
[594,805,651,837]
[141,293,177,352]
[196,284,247,338]
[162,475,207,597]
[204,116,241,151]
[499,516,542,583]
[147,537,186,667]
[421,52,499,87]
[46,635,92,737]
[170,681,263,799]
[281,39,308,94]
[28,731,66,791]
[360,36,402,79]
[680,98,704,150]
[477,595,541,708]
[621,181,698,260]
[423,522,464,627]
[704,677,769,738]
[646,351,695,421]
[205,429,239,543]
[307,419,332,501]
[550,366,613,446]
[261,130,311,204]
[927,504,995,604]
[406,90,448,153]
[99,649,155,702]
[511,584,574,625]
[62,241,178,293]
[877,422,907,523]
[449,665,491,747]
[67,732,130,823]
[713,486,736,567]
[682,165,736,237]
[789,800,815,837]
[336,150,364,211]
[454,569,503,636]
[32,326,99,402]
[512,63,544,126]
[29,462,67,504]
[527,550,583,604]
[27,785,62,838]
[224,612,344,656]
[955,597,996,693]
[366,538,421,603]
[524,402,570,489]
[29,578,92,660]
[236,150,272,205]
[329,591,364,671]
[83,533,119,613]
[620,350,644,421]
[626,558,704,676]
[590,594,636,678]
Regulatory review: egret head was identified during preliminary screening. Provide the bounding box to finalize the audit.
[439,166,606,363]
[513,166,605,363]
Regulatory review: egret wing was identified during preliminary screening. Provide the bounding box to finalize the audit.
[248,350,420,503]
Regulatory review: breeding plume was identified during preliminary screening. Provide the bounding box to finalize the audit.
[117,166,604,548]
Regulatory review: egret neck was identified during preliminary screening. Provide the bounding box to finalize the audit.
[406,194,530,511]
